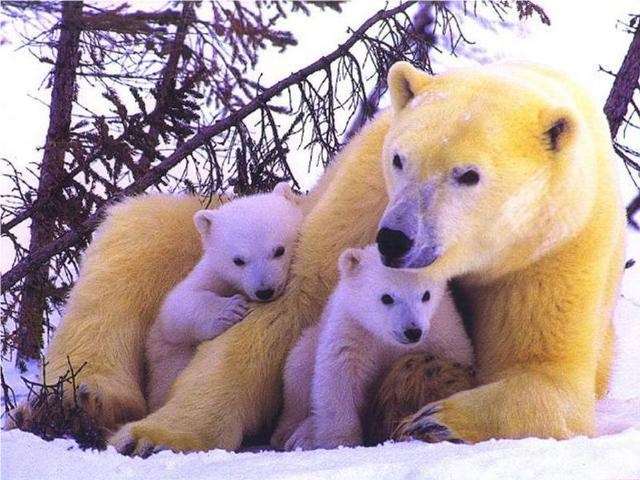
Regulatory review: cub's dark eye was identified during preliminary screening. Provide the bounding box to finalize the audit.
[392,154,403,170]
[381,294,394,305]
[455,169,480,186]
[233,257,246,267]
[274,246,285,258]
[422,290,431,302]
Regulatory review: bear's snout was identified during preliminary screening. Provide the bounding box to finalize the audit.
[376,227,413,265]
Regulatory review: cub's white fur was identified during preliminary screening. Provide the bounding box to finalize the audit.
[146,183,303,411]
[271,245,473,450]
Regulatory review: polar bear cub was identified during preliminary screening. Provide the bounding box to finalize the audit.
[271,245,473,450]
[146,183,303,411]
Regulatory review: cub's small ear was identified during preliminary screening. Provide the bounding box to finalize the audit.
[540,108,576,153]
[193,210,216,238]
[387,61,430,113]
[338,248,364,277]
[273,181,300,205]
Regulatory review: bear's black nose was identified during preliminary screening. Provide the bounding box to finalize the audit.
[255,289,275,301]
[404,328,422,343]
[376,227,413,260]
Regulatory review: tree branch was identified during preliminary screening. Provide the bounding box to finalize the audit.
[137,1,195,172]
[604,23,640,137]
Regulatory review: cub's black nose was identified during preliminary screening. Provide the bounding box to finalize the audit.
[376,227,413,259]
[404,328,422,343]
[255,289,275,301]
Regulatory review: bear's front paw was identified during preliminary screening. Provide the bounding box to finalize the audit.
[110,423,167,458]
[216,294,249,327]
[110,421,206,457]
[393,402,465,444]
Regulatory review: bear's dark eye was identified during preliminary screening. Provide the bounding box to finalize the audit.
[392,154,403,170]
[381,294,394,305]
[422,290,431,302]
[233,257,246,267]
[274,246,285,258]
[455,169,480,186]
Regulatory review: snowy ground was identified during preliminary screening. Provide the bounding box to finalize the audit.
[2,425,640,480]
[2,232,639,480]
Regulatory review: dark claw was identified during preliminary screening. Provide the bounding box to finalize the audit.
[138,443,155,459]
[415,423,452,442]
[415,422,449,436]
[415,404,441,420]
[447,438,466,444]
[400,403,459,443]
[120,439,136,457]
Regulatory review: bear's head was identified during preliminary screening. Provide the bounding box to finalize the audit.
[376,62,598,280]
[194,182,303,302]
[336,245,446,346]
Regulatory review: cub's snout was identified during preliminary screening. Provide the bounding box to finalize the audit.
[255,288,275,301]
[402,327,422,344]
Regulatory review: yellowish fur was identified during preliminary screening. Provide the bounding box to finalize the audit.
[384,62,624,442]
[16,62,624,451]
[40,194,205,432]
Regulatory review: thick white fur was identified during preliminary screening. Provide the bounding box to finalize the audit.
[271,245,473,450]
[146,183,303,411]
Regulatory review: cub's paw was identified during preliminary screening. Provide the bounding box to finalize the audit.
[314,423,362,450]
[270,419,299,450]
[393,403,464,444]
[283,417,315,451]
[217,294,249,326]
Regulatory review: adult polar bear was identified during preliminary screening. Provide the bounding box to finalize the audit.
[13,62,624,453]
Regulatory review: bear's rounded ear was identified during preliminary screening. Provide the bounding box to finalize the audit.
[540,108,576,153]
[338,248,364,277]
[387,61,430,113]
[193,210,216,238]
[273,181,300,205]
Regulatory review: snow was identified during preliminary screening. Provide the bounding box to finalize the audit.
[2,426,640,480]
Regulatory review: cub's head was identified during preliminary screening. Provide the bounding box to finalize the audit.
[336,245,446,346]
[194,182,303,302]
[377,62,597,279]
